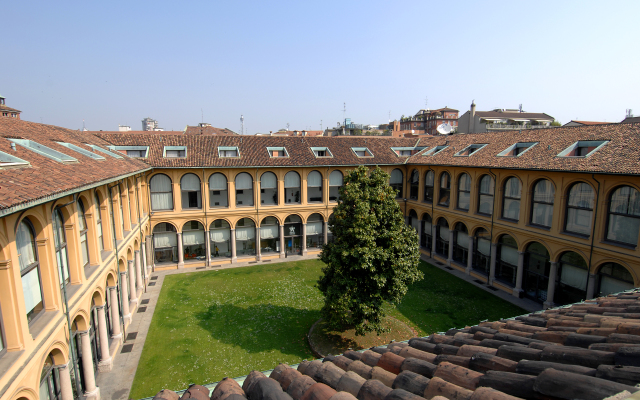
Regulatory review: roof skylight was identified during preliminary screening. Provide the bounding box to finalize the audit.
[0,150,29,168]
[311,147,333,158]
[391,147,426,156]
[85,144,124,159]
[497,142,538,157]
[266,147,289,158]
[423,145,448,155]
[108,145,149,158]
[218,146,240,158]
[557,140,609,158]
[8,139,78,163]
[57,142,105,160]
[455,144,487,157]
[351,147,373,157]
[163,146,187,158]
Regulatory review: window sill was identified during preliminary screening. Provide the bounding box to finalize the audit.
[498,217,519,224]
[560,231,590,240]
[436,204,450,208]
[209,206,230,209]
[475,212,492,218]
[0,348,24,379]
[600,240,637,250]
[29,310,58,340]
[455,208,470,213]
[526,224,551,231]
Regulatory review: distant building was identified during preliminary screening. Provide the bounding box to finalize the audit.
[457,101,554,134]
[257,130,324,137]
[142,117,163,131]
[621,110,640,124]
[183,124,239,135]
[118,125,132,131]
[0,94,21,119]
[398,108,459,135]
[563,120,608,127]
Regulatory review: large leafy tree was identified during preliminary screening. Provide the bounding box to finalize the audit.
[318,165,423,335]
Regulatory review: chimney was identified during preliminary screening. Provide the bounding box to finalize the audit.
[469,100,476,134]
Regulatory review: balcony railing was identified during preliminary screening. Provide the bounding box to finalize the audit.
[485,123,550,130]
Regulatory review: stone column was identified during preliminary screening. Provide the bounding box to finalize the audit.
[489,243,497,284]
[128,260,137,304]
[79,330,99,398]
[204,230,211,266]
[513,251,525,297]
[431,225,437,256]
[447,230,454,266]
[108,287,121,339]
[230,229,237,262]
[120,272,131,323]
[302,223,307,256]
[544,261,558,309]
[586,273,597,299]
[57,363,74,400]
[466,237,474,274]
[417,220,423,248]
[135,251,143,292]
[96,305,112,372]
[323,221,328,245]
[145,235,154,272]
[256,226,262,261]
[177,232,184,268]
[279,225,285,259]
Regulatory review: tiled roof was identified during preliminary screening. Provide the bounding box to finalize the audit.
[87,131,184,135]
[94,134,421,168]
[0,104,21,113]
[565,121,609,126]
[0,118,150,213]
[622,117,640,124]
[183,125,239,135]
[151,291,640,400]
[475,112,553,121]
[406,123,640,175]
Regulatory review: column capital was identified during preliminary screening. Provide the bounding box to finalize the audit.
[0,259,11,270]
[518,251,525,255]
[76,329,90,336]
[94,305,105,310]
[134,250,140,255]
[119,271,127,276]
[128,260,134,265]
[107,285,117,290]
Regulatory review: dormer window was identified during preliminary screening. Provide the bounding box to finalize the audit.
[391,147,426,157]
[498,142,538,157]
[352,147,373,157]
[311,147,333,158]
[0,150,29,167]
[9,139,78,163]
[85,144,124,159]
[424,145,448,155]
[57,142,105,160]
[557,141,609,158]
[455,144,487,157]
[218,146,239,158]
[267,147,289,158]
[164,146,187,158]
[108,145,149,158]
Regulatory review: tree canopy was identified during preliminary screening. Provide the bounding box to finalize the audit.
[318,165,423,335]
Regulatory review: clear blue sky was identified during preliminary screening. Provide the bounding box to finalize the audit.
[2,1,639,133]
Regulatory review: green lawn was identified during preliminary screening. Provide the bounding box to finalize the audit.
[130,260,525,398]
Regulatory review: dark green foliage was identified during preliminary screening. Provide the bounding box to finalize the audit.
[319,165,423,335]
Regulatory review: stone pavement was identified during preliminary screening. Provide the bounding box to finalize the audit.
[96,253,541,400]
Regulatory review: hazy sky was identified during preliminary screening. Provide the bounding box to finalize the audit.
[2,1,639,133]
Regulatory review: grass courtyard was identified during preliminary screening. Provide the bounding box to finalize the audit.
[130,260,525,398]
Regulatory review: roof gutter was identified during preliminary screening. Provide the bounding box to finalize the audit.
[0,167,152,218]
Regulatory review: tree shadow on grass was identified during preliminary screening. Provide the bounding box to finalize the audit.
[194,303,321,359]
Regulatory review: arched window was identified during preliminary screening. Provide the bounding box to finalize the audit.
[149,174,173,211]
[284,172,301,204]
[424,171,434,203]
[210,220,231,259]
[556,252,588,305]
[260,217,280,254]
[260,172,278,205]
[182,221,205,261]
[327,213,335,243]
[478,175,494,215]
[565,182,594,236]
[597,262,635,296]
[438,172,451,206]
[435,218,449,256]
[390,169,404,199]
[531,179,555,228]
[472,228,491,275]
[153,223,177,264]
[104,278,112,338]
[284,215,302,254]
[457,173,471,211]
[17,219,44,323]
[409,170,419,200]
[308,171,323,203]
[209,173,228,208]
[407,210,419,232]
[53,209,70,288]
[78,199,90,268]
[496,235,518,286]
[94,192,104,251]
[606,185,640,246]
[40,354,62,400]
[235,173,254,207]
[502,177,521,221]
[306,214,325,249]
[181,173,202,209]
[90,297,102,364]
[421,214,432,251]
[236,218,256,256]
[523,242,550,303]
[329,171,343,202]
[452,222,469,265]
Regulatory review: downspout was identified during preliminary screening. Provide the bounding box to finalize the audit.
[107,182,126,342]
[487,168,497,285]
[587,174,601,297]
[134,175,145,292]
[52,194,82,397]
[426,166,435,258]
[202,169,209,263]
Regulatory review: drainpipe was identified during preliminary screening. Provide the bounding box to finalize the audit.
[134,175,145,292]
[202,169,209,265]
[52,194,82,397]
[487,168,497,285]
[107,182,126,342]
[427,166,435,258]
[587,174,601,298]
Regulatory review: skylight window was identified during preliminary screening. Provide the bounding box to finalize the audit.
[351,147,373,157]
[108,145,149,158]
[163,146,187,158]
[85,144,124,159]
[391,147,426,156]
[57,142,105,160]
[0,150,29,168]
[455,144,487,157]
[311,147,333,158]
[8,139,78,163]
[218,146,240,158]
[423,145,448,155]
[557,140,609,158]
[266,147,289,158]
[497,142,538,157]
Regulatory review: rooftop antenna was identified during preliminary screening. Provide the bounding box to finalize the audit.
[320,120,323,131]
[201,108,204,124]
[425,96,428,110]
[627,109,633,118]
[82,119,85,131]
[519,104,523,113]
[286,122,290,131]
[342,102,346,136]
[240,115,245,135]
[436,123,452,135]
